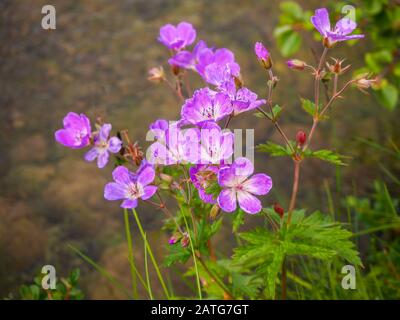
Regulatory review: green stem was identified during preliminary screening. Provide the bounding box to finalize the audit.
[181,208,203,299]
[144,233,154,300]
[124,209,138,299]
[131,209,170,299]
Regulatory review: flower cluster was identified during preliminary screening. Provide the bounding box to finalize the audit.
[55,113,122,168]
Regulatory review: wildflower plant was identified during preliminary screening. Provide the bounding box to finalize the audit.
[55,7,375,300]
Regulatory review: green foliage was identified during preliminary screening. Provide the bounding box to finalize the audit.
[274,1,400,110]
[164,243,191,267]
[18,268,84,300]
[303,149,349,166]
[257,141,294,157]
[273,1,313,57]
[233,210,361,298]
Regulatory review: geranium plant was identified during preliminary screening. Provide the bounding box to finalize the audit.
[55,7,374,299]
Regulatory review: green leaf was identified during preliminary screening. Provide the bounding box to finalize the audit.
[365,50,392,73]
[232,209,245,233]
[280,1,303,21]
[303,149,349,166]
[277,30,302,57]
[231,273,263,299]
[232,210,362,297]
[164,243,191,267]
[257,141,293,157]
[375,83,398,111]
[69,268,80,286]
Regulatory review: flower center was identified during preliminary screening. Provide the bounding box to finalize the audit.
[201,103,216,119]
[125,183,143,200]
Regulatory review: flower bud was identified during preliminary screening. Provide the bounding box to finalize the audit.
[171,64,181,76]
[168,233,182,245]
[159,173,173,183]
[254,42,272,70]
[274,203,284,218]
[168,236,178,245]
[296,130,307,146]
[286,59,306,71]
[147,66,165,83]
[209,204,221,221]
[181,233,190,248]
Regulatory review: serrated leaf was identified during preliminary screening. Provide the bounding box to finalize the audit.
[257,141,293,157]
[303,149,349,166]
[164,243,191,267]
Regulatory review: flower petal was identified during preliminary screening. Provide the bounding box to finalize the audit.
[218,166,236,188]
[97,151,109,168]
[108,137,122,153]
[237,190,262,214]
[55,129,76,148]
[232,157,254,177]
[311,8,331,37]
[177,21,196,46]
[137,165,155,186]
[141,185,158,200]
[104,182,126,200]
[121,199,138,209]
[334,18,356,36]
[112,166,133,185]
[99,123,111,141]
[84,148,98,162]
[217,188,237,212]
[242,173,273,195]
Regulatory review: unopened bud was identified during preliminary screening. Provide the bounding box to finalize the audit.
[287,59,306,71]
[171,64,181,76]
[148,66,165,83]
[274,203,285,218]
[168,236,177,245]
[159,173,173,183]
[254,42,272,70]
[209,204,221,221]
[296,130,307,146]
[181,233,190,248]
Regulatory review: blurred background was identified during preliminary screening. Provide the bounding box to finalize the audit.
[0,0,399,299]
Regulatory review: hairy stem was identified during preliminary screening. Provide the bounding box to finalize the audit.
[287,160,300,225]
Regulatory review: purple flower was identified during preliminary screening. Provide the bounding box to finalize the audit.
[217,157,272,214]
[168,40,208,69]
[158,22,196,50]
[254,42,269,60]
[190,164,219,204]
[55,112,91,149]
[181,88,233,125]
[147,120,200,165]
[311,8,364,47]
[169,42,240,86]
[204,63,238,87]
[220,81,266,115]
[197,48,240,80]
[84,124,122,168]
[254,42,272,69]
[104,162,157,209]
[199,122,234,164]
